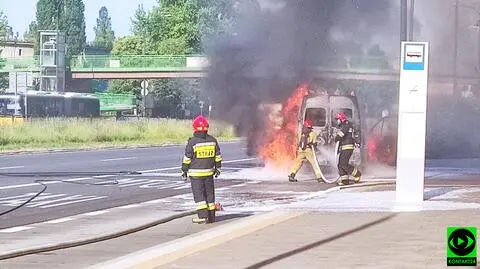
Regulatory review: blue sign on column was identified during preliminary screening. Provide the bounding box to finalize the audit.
[403,43,425,71]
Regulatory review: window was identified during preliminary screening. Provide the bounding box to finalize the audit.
[304,108,327,127]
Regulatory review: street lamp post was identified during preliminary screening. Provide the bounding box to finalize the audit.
[455,2,480,80]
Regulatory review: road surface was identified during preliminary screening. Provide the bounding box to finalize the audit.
[0,142,255,229]
[1,141,479,229]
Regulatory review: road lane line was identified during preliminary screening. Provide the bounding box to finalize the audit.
[100,157,138,162]
[0,166,25,170]
[117,204,141,209]
[0,226,34,233]
[83,210,110,216]
[0,158,258,190]
[43,217,74,224]
[40,196,108,209]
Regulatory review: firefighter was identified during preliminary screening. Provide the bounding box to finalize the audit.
[335,111,361,186]
[181,115,222,224]
[288,119,324,183]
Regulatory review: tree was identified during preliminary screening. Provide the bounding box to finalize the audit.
[63,0,86,56]
[0,11,12,39]
[23,21,38,43]
[93,6,115,50]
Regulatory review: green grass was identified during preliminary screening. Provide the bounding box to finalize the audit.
[0,118,238,152]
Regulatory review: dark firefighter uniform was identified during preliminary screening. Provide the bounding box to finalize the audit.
[182,115,222,224]
[288,119,324,183]
[335,112,361,186]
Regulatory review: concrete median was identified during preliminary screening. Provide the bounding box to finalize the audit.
[88,210,305,269]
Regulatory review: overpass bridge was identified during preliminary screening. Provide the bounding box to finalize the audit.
[1,55,479,84]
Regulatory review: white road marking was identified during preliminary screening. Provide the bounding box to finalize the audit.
[0,158,257,190]
[117,204,141,209]
[100,157,137,162]
[0,166,25,170]
[0,226,34,233]
[83,210,109,216]
[43,217,74,224]
[0,193,107,209]
[40,196,108,209]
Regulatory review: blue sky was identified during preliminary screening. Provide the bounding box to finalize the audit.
[0,0,158,41]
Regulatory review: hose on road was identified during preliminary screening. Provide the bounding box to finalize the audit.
[0,170,143,217]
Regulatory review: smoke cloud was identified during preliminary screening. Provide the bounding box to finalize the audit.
[203,0,395,155]
[203,0,480,160]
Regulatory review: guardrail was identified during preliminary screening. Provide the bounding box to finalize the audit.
[0,54,395,73]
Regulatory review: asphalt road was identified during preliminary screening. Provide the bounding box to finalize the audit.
[0,141,256,229]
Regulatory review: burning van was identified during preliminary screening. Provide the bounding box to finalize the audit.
[255,84,368,172]
[298,93,368,170]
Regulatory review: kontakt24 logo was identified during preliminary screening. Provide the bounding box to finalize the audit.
[447,227,477,267]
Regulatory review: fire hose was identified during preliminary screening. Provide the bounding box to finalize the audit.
[310,142,341,184]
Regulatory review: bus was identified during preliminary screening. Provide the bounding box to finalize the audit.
[0,91,100,120]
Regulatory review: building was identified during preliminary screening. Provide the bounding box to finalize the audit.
[0,40,35,59]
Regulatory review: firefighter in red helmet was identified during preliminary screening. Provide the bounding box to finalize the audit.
[335,111,361,186]
[288,119,324,183]
[182,115,222,224]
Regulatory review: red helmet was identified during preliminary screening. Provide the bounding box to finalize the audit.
[304,119,313,128]
[336,112,348,122]
[192,115,209,132]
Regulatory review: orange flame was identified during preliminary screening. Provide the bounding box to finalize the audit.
[258,84,309,168]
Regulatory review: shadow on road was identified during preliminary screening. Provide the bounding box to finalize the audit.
[424,187,456,200]
[243,213,398,269]
[215,213,253,223]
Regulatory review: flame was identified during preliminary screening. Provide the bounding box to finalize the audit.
[258,84,309,168]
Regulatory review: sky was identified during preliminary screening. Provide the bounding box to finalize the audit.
[0,0,158,41]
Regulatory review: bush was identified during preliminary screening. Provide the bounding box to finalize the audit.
[0,118,237,151]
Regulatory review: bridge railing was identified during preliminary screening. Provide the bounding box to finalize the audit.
[69,55,197,72]
[0,54,396,73]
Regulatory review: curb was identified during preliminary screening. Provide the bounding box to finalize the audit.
[0,139,244,156]
[0,210,196,261]
[338,181,395,190]
[88,211,306,269]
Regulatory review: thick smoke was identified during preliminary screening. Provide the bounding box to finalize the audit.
[203,0,394,155]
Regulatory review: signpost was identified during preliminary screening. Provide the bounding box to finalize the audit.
[395,41,429,211]
[141,80,149,117]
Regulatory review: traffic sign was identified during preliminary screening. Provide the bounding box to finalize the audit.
[141,80,149,89]
[141,88,149,96]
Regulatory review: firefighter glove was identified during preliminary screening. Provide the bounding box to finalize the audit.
[214,168,221,178]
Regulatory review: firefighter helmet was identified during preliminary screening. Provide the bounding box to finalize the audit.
[335,112,348,122]
[193,115,209,132]
[304,119,313,128]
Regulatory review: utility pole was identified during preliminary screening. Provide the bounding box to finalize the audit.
[408,0,415,41]
[401,0,408,42]
[453,0,459,95]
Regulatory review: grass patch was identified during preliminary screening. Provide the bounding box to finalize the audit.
[0,118,238,152]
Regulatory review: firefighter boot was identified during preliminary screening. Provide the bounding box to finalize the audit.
[288,173,297,182]
[337,176,349,186]
[352,169,362,183]
[208,210,216,223]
